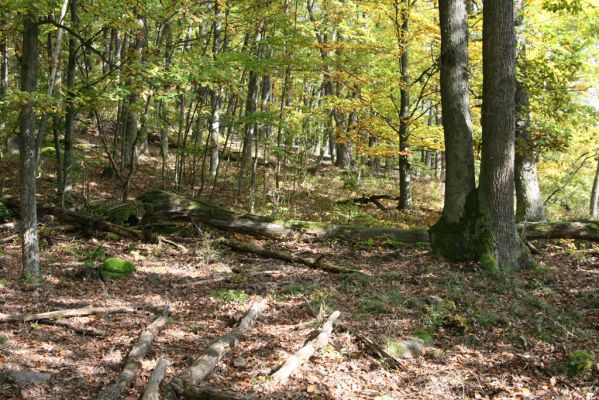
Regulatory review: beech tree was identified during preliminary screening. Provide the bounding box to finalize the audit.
[19,9,41,279]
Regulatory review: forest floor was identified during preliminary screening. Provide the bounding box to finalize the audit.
[1,144,598,399]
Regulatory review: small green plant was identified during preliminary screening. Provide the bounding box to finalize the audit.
[29,322,40,330]
[0,279,8,286]
[83,245,106,268]
[341,173,359,192]
[565,350,594,377]
[477,310,500,328]
[23,274,44,286]
[210,289,248,303]
[0,334,7,346]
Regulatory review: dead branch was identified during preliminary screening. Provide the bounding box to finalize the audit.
[95,303,171,400]
[271,310,340,383]
[223,240,362,275]
[175,270,283,288]
[0,305,135,323]
[141,358,169,400]
[36,319,104,337]
[336,325,402,369]
[158,236,189,253]
[163,297,268,399]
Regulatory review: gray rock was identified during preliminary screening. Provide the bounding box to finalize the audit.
[5,370,51,387]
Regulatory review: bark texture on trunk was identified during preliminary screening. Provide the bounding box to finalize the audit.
[479,0,529,270]
[397,0,412,210]
[429,0,477,259]
[514,0,545,223]
[590,156,599,218]
[19,12,41,279]
[62,0,78,205]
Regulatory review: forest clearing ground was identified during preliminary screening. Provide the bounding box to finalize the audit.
[0,220,597,399]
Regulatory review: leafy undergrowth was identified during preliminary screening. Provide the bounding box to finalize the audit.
[0,222,597,399]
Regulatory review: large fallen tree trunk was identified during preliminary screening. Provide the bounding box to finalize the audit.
[271,310,340,383]
[2,197,153,242]
[223,240,362,275]
[162,297,268,399]
[519,221,599,242]
[140,192,599,243]
[0,305,135,323]
[139,191,429,242]
[95,304,171,400]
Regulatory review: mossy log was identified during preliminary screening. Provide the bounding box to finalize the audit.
[2,197,154,242]
[139,191,429,243]
[519,221,599,242]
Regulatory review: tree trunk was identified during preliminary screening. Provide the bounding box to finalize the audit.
[479,0,530,270]
[209,0,223,178]
[590,156,599,218]
[62,0,78,206]
[19,11,40,279]
[397,0,412,210]
[514,0,546,222]
[429,0,476,258]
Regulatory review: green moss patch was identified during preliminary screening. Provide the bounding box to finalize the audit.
[100,258,136,279]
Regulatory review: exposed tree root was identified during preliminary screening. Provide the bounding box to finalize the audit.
[162,297,268,399]
[0,305,135,323]
[95,303,171,400]
[271,310,340,383]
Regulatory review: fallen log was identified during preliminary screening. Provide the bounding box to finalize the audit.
[0,305,135,323]
[95,304,171,400]
[223,240,361,275]
[183,387,246,400]
[139,192,599,244]
[520,221,599,242]
[139,191,430,243]
[271,310,340,383]
[2,197,154,242]
[163,297,268,399]
[141,358,169,400]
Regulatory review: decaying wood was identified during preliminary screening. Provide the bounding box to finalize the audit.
[141,358,169,400]
[183,387,246,400]
[36,318,103,337]
[338,194,400,210]
[163,297,268,399]
[0,305,135,323]
[2,197,154,242]
[223,240,361,275]
[271,310,340,383]
[520,221,599,242]
[175,270,283,288]
[336,325,402,369]
[158,235,189,253]
[95,304,171,400]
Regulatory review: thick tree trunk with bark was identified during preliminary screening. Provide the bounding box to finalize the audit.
[397,0,412,210]
[479,0,530,270]
[514,0,545,222]
[209,0,223,177]
[430,0,477,259]
[62,0,78,205]
[19,12,40,279]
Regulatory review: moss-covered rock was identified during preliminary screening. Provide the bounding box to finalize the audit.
[99,258,136,279]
